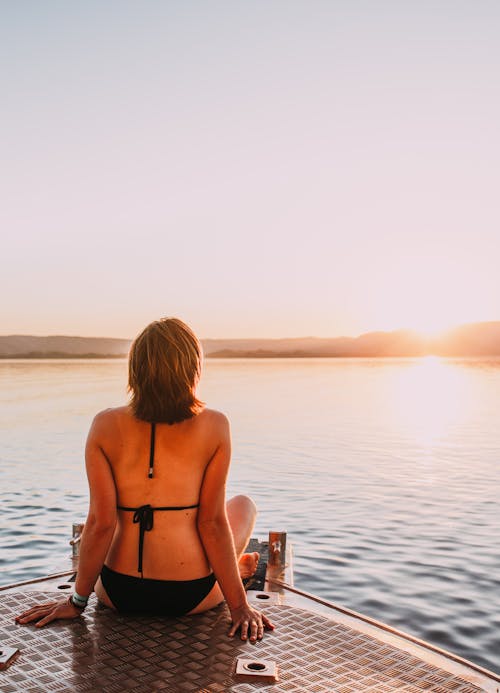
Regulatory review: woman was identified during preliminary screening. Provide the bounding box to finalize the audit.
[16,317,274,643]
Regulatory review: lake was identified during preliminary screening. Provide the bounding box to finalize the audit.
[0,356,499,674]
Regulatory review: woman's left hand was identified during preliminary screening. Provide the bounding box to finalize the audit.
[15,598,83,628]
[228,603,275,642]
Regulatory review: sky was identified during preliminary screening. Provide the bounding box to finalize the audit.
[1,1,499,339]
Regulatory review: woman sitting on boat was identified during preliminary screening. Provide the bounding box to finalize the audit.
[16,317,274,643]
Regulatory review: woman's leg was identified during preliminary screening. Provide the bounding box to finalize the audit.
[226,494,258,558]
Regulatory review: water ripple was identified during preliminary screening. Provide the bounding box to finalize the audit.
[1,357,499,675]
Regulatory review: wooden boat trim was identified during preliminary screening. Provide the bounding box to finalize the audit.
[0,571,75,592]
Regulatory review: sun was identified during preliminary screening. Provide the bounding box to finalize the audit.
[374,303,466,341]
[404,317,457,341]
[367,263,491,339]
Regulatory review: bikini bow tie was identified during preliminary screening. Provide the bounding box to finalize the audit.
[132,505,154,574]
[133,504,154,532]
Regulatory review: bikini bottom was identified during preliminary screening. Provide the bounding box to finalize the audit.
[100,564,217,617]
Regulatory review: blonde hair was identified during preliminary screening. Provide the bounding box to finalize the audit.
[128,318,204,424]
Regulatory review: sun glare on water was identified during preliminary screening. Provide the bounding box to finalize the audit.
[388,357,467,452]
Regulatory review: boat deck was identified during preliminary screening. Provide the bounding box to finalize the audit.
[0,589,491,692]
[1,537,498,692]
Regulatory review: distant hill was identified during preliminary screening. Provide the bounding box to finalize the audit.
[202,330,428,357]
[432,322,500,356]
[0,335,131,358]
[204,322,500,357]
[1,322,500,358]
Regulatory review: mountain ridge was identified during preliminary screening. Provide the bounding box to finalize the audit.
[1,322,500,358]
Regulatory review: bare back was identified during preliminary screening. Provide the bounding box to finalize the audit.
[97,405,225,580]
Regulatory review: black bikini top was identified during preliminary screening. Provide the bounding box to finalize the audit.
[117,423,199,575]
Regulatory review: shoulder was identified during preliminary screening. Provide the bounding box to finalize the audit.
[195,408,230,442]
[198,407,230,429]
[89,406,128,437]
[91,406,121,425]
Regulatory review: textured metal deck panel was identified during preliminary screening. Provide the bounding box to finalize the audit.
[1,590,483,692]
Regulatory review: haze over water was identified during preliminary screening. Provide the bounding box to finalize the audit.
[1,357,499,675]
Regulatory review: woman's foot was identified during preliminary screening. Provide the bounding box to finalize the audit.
[238,552,260,579]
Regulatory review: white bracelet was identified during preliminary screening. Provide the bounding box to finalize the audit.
[71,591,89,606]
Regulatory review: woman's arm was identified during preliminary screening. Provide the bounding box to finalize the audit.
[197,413,273,641]
[16,412,117,627]
[74,411,117,596]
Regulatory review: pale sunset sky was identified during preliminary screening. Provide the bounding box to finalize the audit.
[1,1,499,339]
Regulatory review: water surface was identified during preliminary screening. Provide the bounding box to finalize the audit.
[0,357,499,674]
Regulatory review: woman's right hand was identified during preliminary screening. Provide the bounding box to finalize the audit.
[228,603,275,642]
[15,597,83,628]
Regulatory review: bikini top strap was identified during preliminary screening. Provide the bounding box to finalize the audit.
[117,504,200,512]
[148,422,156,479]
